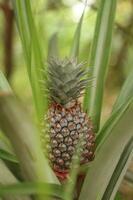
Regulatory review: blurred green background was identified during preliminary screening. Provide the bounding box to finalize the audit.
[1,0,133,121]
[0,0,133,198]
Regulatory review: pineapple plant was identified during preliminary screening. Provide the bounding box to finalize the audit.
[0,1,133,200]
[44,58,95,180]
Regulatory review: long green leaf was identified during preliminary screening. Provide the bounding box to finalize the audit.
[83,0,117,132]
[96,53,133,147]
[70,1,87,59]
[0,72,59,185]
[80,97,133,173]
[102,137,133,200]
[0,182,64,199]
[0,95,59,184]
[0,72,18,164]
[12,1,31,76]
[96,97,133,149]
[13,0,48,121]
[79,102,133,200]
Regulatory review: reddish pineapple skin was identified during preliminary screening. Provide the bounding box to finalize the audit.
[46,101,95,181]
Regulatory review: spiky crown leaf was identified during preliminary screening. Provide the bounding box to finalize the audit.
[47,58,91,105]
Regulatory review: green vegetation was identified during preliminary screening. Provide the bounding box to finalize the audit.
[0,0,133,200]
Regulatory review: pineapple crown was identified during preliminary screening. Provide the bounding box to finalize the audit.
[46,58,91,106]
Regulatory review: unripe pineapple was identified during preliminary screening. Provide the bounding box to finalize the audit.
[44,58,95,180]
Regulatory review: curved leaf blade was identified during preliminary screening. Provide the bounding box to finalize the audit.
[102,137,133,200]
[96,97,133,149]
[13,0,48,121]
[83,0,117,132]
[0,72,59,185]
[79,102,133,200]
[0,95,59,184]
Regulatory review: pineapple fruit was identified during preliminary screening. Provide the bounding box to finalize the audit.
[44,58,95,180]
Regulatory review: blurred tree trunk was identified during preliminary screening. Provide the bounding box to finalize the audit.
[0,0,14,80]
